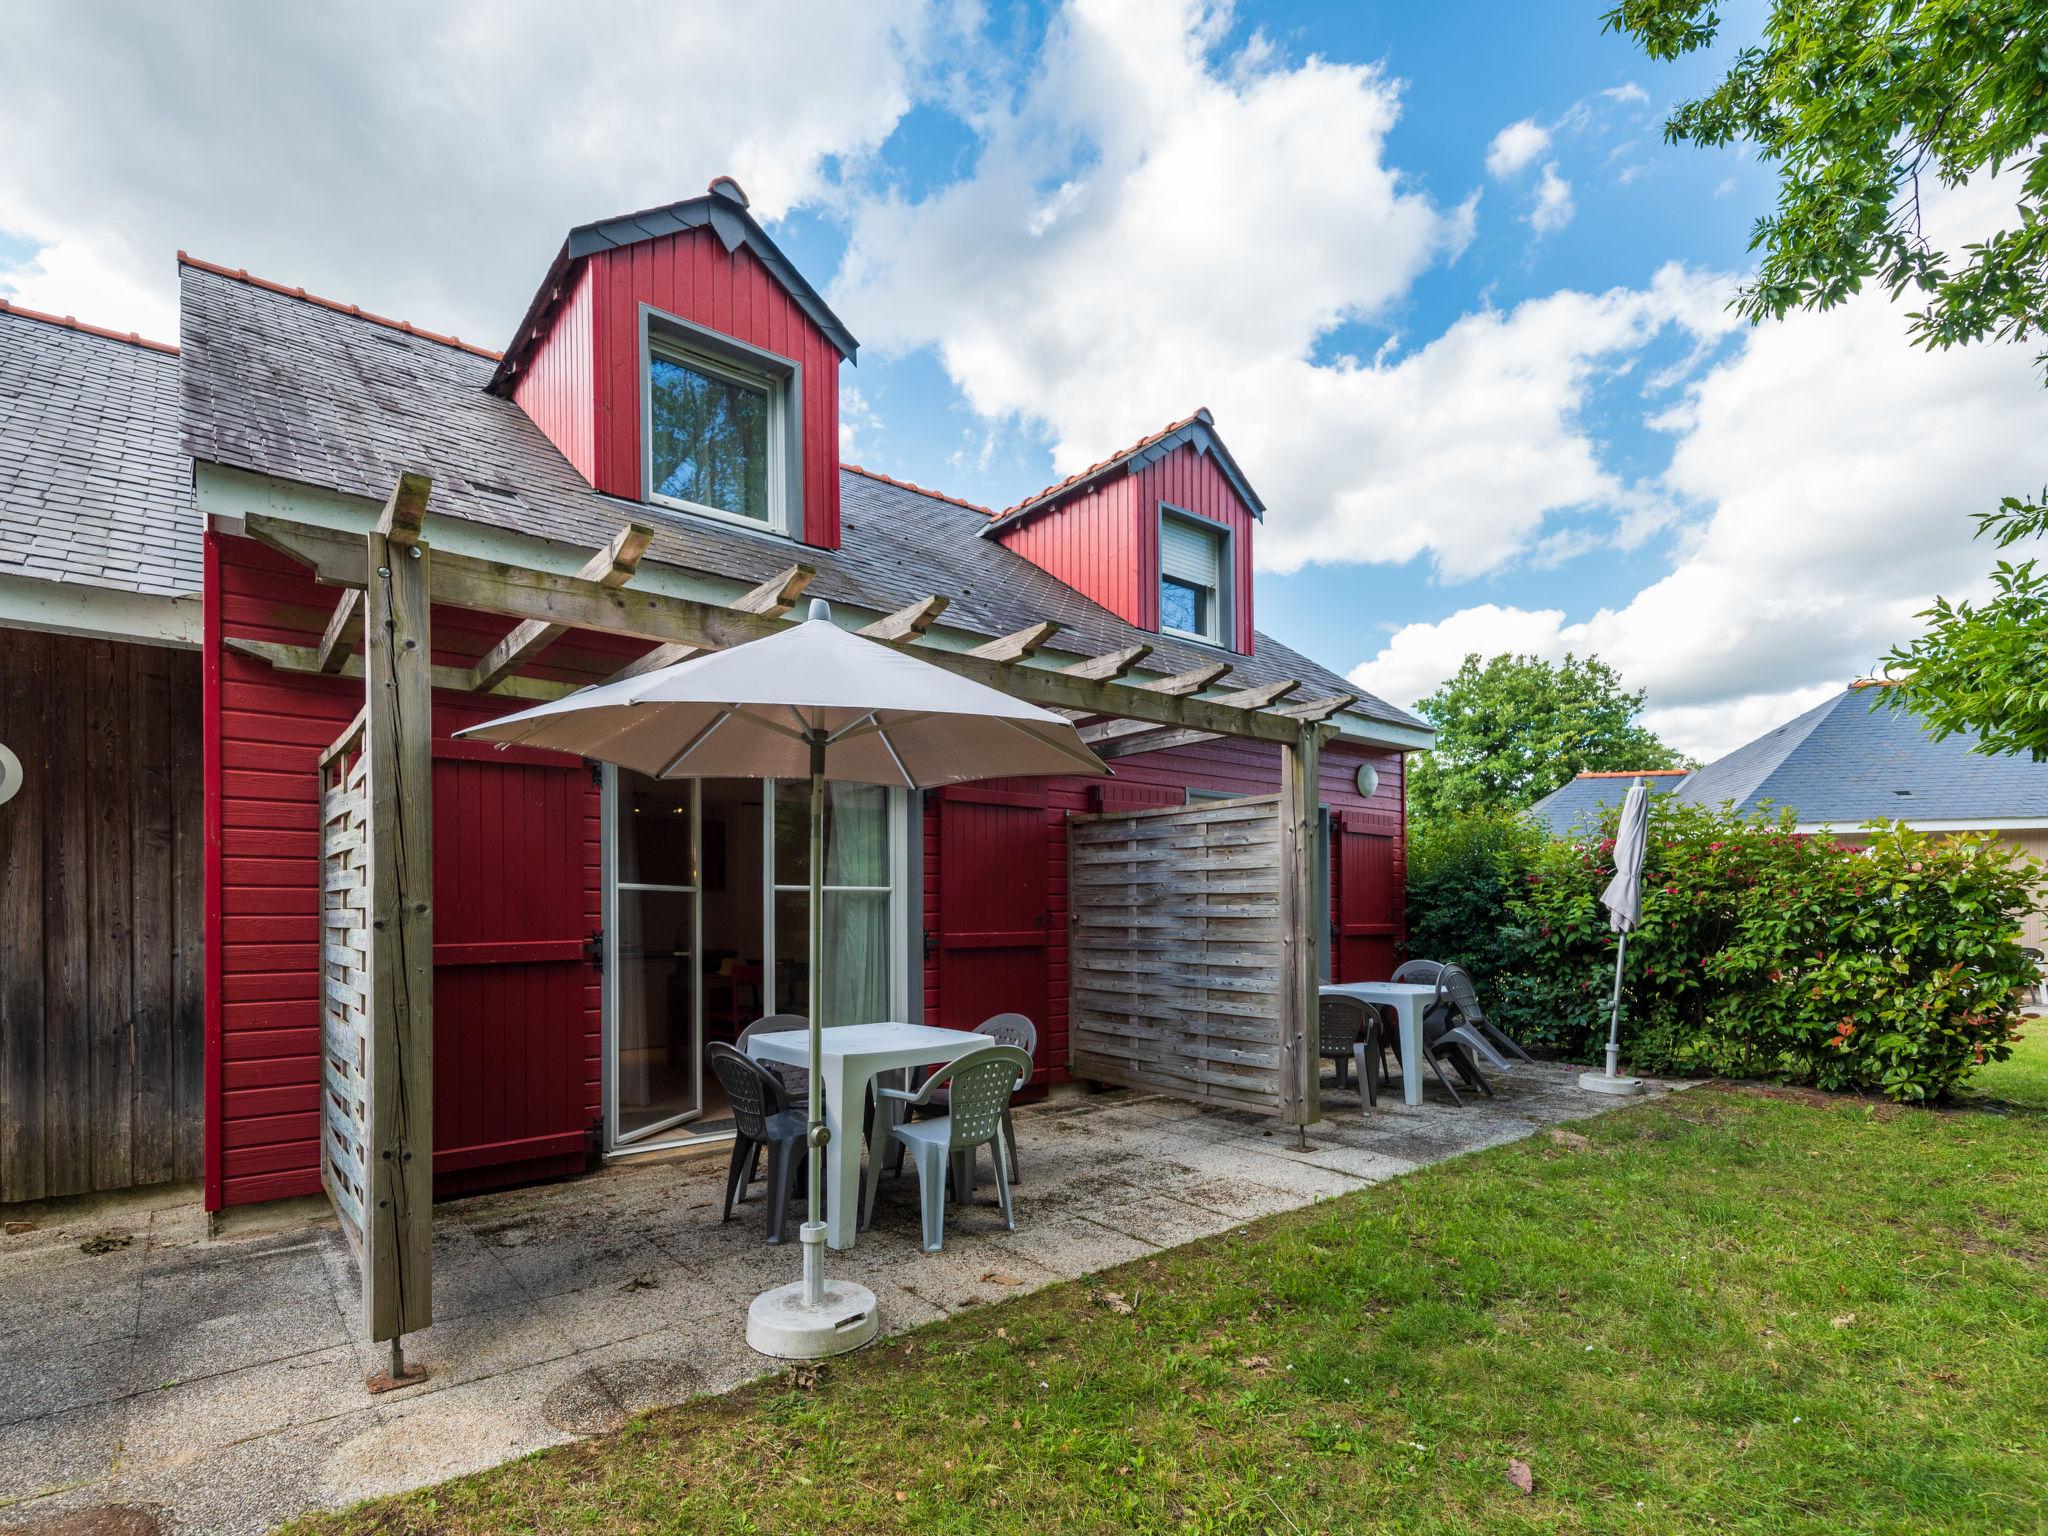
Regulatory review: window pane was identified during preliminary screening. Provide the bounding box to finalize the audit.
[648,354,769,521]
[1161,575,1209,637]
[617,771,694,887]
[615,887,697,1137]
[772,888,891,1026]
[773,780,889,887]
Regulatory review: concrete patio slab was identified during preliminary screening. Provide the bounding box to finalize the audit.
[0,1064,1676,1535]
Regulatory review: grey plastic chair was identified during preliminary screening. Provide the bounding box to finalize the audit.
[737,1013,811,1100]
[706,1042,805,1244]
[1411,967,1513,1107]
[1391,958,1444,985]
[895,1013,1037,1186]
[1316,993,1378,1109]
[1437,964,1533,1063]
[862,1043,1031,1252]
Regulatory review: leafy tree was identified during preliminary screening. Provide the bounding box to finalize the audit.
[1407,653,1687,825]
[1603,0,2048,756]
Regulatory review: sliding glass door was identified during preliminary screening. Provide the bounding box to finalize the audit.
[608,773,702,1144]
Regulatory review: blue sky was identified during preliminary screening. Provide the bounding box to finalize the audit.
[4,0,2041,758]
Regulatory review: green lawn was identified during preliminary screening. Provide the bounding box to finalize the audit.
[285,1080,2048,1536]
[1971,1014,2048,1111]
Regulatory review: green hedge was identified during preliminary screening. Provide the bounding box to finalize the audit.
[1405,801,2044,1101]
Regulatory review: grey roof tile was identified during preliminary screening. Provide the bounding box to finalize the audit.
[0,308,197,597]
[178,263,1422,732]
[1528,772,1691,838]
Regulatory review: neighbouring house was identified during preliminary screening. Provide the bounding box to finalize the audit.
[1531,681,2048,947]
[0,178,1432,1215]
[0,298,205,1205]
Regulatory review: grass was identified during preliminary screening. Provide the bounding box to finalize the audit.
[1970,1013,2048,1111]
[283,1082,2048,1536]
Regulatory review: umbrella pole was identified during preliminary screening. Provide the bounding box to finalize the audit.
[1604,930,1628,1080]
[803,741,827,1308]
[745,731,879,1358]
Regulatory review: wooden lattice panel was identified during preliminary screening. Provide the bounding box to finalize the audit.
[318,714,373,1259]
[1068,795,1286,1114]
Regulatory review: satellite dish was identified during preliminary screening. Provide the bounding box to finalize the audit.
[0,743,20,807]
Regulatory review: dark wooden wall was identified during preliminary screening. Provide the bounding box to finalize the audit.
[0,628,204,1202]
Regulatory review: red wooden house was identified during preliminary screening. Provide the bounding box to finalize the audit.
[0,177,1431,1214]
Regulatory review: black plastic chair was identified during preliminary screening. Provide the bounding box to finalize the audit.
[1390,958,1445,985]
[707,1041,806,1244]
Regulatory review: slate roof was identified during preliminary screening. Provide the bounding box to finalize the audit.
[0,300,199,598]
[1528,770,1691,838]
[177,261,1423,735]
[1678,685,2048,824]
[1529,686,2048,837]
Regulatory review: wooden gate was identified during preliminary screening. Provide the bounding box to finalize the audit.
[1068,795,1294,1116]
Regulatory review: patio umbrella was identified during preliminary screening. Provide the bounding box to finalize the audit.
[458,600,1108,1355]
[1581,780,1648,1096]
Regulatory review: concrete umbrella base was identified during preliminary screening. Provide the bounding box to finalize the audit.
[746,1221,880,1358]
[1578,1069,1645,1096]
[747,1279,880,1358]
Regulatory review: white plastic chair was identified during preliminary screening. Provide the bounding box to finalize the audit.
[861,1043,1030,1252]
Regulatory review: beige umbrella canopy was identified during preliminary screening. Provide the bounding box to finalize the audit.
[458,601,1108,1355]
[455,601,1108,787]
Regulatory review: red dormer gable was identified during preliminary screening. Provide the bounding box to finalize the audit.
[983,409,1262,654]
[491,178,857,550]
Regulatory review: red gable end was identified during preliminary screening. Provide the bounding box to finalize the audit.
[497,180,855,550]
[986,414,1261,655]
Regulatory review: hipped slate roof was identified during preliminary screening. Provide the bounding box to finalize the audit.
[177,262,1423,735]
[1679,684,2048,824]
[0,300,199,597]
[1529,685,2048,836]
[1528,770,1690,838]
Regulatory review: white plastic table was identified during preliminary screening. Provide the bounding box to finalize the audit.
[745,1022,989,1251]
[1319,981,1435,1106]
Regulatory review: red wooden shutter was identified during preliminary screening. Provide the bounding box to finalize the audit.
[933,787,1053,1078]
[429,739,592,1194]
[1334,810,1401,982]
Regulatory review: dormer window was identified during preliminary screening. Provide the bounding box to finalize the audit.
[1159,507,1229,646]
[640,307,803,536]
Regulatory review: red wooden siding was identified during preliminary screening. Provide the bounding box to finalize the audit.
[511,260,597,484]
[922,738,1406,1086]
[932,788,1054,1088]
[990,440,1256,652]
[1334,810,1403,981]
[571,230,842,548]
[205,532,612,1209]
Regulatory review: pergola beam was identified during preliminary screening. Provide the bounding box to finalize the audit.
[242,514,1308,745]
[1081,677,1299,748]
[1061,643,1150,682]
[858,595,949,641]
[374,472,431,548]
[228,637,576,702]
[470,523,652,692]
[966,621,1059,664]
[316,589,364,674]
[601,561,815,684]
[1143,661,1232,696]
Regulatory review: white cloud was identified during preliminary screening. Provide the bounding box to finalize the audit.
[836,0,1720,582]
[1530,162,1575,234]
[1602,82,1649,107]
[1351,281,2048,759]
[0,0,936,341]
[1485,119,1551,180]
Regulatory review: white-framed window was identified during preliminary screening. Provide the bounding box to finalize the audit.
[1160,508,1228,646]
[640,307,802,537]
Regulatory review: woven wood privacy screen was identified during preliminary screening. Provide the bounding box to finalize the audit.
[1068,794,1286,1114]
[318,715,374,1265]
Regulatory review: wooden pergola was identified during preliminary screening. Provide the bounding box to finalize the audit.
[245,473,1352,1367]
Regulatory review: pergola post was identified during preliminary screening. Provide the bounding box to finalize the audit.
[362,477,434,1371]
[1277,722,1322,1130]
